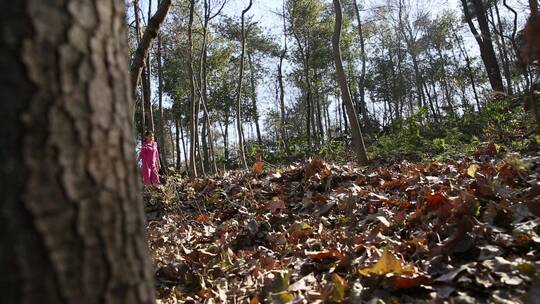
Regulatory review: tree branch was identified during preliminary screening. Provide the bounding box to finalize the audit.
[130,0,172,96]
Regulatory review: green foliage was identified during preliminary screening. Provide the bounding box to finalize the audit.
[319,139,347,161]
[370,98,534,161]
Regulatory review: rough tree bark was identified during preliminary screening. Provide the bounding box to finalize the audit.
[235,0,253,170]
[130,0,172,96]
[332,0,368,164]
[0,0,155,303]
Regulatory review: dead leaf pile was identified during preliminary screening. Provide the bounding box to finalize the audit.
[147,153,540,303]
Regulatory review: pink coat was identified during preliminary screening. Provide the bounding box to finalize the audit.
[140,141,160,185]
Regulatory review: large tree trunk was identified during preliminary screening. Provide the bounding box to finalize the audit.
[235,0,253,170]
[461,0,505,93]
[332,0,368,164]
[130,0,171,95]
[0,0,155,303]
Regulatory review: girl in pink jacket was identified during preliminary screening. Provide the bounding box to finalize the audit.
[139,131,160,185]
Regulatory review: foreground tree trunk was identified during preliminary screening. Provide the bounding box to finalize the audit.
[235,0,253,170]
[0,0,155,303]
[332,0,369,164]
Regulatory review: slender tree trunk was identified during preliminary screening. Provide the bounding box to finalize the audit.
[332,0,368,164]
[324,96,331,136]
[199,0,223,175]
[224,117,230,162]
[235,0,253,170]
[168,123,175,168]
[305,54,312,149]
[144,0,154,133]
[493,4,513,95]
[315,84,325,141]
[180,118,188,172]
[175,118,181,170]
[341,99,349,133]
[277,58,289,151]
[201,112,209,173]
[455,30,482,109]
[157,0,167,168]
[0,0,155,302]
[278,0,289,153]
[187,0,198,177]
[133,0,146,143]
[247,52,263,145]
[142,67,154,132]
[353,0,369,126]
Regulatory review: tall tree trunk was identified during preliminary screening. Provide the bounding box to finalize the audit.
[454,30,482,109]
[461,0,505,93]
[353,0,369,126]
[292,30,312,149]
[278,0,289,153]
[332,0,368,164]
[341,96,349,133]
[133,0,146,143]
[144,0,154,133]
[180,118,188,172]
[235,0,253,170]
[201,112,209,173]
[199,0,225,175]
[157,0,167,168]
[188,0,198,177]
[247,52,263,146]
[175,118,182,170]
[142,67,154,132]
[305,54,312,149]
[315,81,325,142]
[493,4,513,95]
[130,0,172,94]
[0,0,155,302]
[277,58,289,152]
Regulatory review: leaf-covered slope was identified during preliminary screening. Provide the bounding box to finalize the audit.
[147,149,540,303]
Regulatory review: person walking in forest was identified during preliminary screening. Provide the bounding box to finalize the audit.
[139,131,161,185]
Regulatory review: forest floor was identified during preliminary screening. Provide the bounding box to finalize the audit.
[145,143,540,304]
